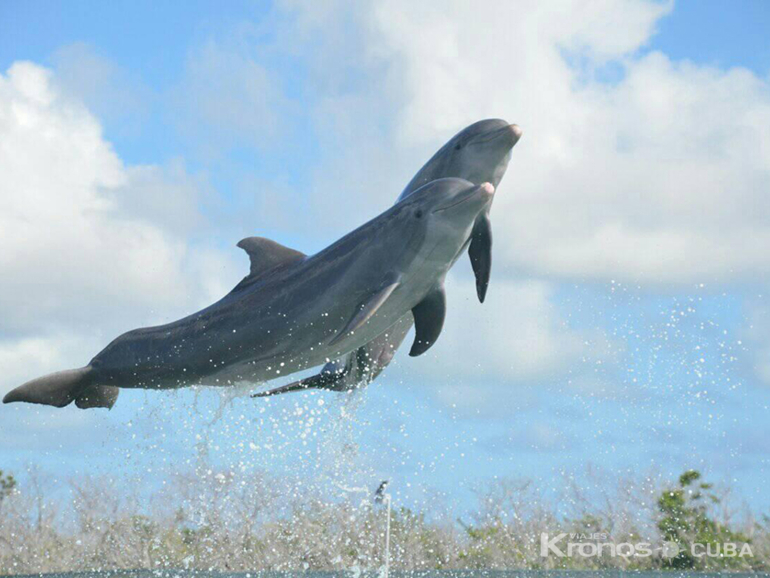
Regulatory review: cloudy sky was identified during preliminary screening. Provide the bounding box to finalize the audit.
[1,0,769,513]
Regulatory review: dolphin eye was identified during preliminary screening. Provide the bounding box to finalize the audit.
[454,143,462,151]
[415,209,423,219]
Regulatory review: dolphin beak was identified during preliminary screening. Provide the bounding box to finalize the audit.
[477,123,522,148]
[433,183,495,213]
[479,182,495,197]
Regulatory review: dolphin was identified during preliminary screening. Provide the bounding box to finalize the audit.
[4,178,495,409]
[401,119,523,301]
[254,119,522,398]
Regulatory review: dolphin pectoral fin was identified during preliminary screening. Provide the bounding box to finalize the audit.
[468,212,492,303]
[329,277,401,346]
[237,237,306,276]
[74,385,120,409]
[409,285,446,357]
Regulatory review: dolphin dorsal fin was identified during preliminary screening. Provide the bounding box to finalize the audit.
[237,237,306,276]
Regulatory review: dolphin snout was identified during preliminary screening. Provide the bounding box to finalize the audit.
[477,123,522,147]
[433,183,495,213]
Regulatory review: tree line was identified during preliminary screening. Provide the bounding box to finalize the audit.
[0,466,767,573]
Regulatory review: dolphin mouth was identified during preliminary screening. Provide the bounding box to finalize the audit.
[469,123,523,147]
[433,183,495,213]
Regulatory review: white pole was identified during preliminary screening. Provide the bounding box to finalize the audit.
[384,493,391,578]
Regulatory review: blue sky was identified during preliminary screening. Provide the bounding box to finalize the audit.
[1,0,770,518]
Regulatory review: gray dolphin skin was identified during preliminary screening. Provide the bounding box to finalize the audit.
[4,178,495,410]
[255,119,522,398]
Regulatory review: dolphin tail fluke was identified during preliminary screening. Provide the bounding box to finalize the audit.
[251,378,317,398]
[3,366,96,408]
[252,363,353,398]
[74,385,120,409]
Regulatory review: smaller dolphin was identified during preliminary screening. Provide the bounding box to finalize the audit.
[5,178,494,409]
[254,119,521,398]
[401,119,523,302]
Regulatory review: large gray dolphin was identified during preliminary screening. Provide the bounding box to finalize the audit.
[254,119,522,398]
[4,178,494,410]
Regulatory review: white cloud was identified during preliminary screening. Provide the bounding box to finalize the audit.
[50,42,151,137]
[0,334,99,398]
[276,0,770,287]
[5,0,768,412]
[0,61,237,397]
[506,52,770,285]
[411,277,598,381]
[247,0,770,397]
[171,40,299,159]
[400,276,617,414]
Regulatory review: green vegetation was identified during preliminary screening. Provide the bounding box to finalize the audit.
[0,470,15,503]
[0,466,766,573]
[657,469,753,571]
